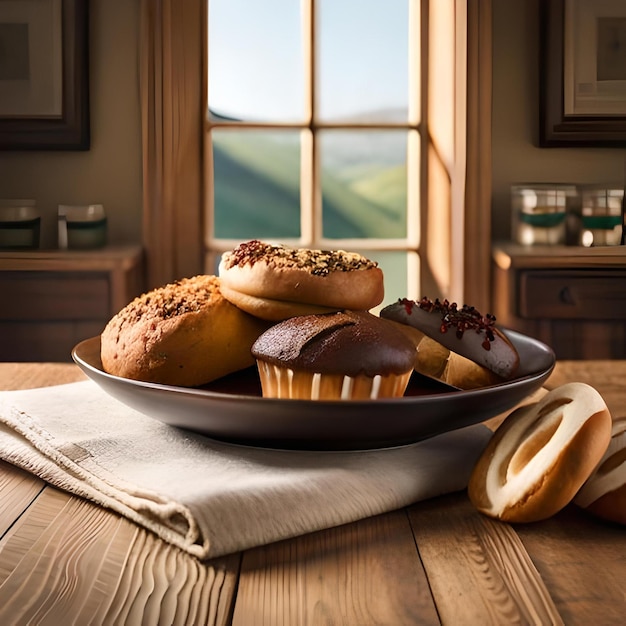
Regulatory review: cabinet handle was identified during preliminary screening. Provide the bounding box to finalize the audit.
[559,286,576,305]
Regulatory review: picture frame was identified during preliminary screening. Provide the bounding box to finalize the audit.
[0,0,89,151]
[540,0,626,147]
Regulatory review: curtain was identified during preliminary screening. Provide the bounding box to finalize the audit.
[464,0,493,311]
[422,0,492,309]
[140,0,205,290]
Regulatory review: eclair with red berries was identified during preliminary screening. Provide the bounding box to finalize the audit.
[380,297,520,389]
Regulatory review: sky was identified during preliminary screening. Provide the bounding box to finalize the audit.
[208,0,409,122]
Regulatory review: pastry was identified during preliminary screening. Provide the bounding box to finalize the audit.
[575,417,626,525]
[218,240,384,321]
[384,320,504,390]
[251,310,415,400]
[468,382,612,523]
[100,275,269,387]
[380,297,520,381]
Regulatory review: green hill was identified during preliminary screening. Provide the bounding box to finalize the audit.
[213,133,406,239]
[349,165,407,216]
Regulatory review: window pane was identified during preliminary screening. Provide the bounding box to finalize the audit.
[318,0,409,122]
[208,0,304,122]
[358,250,412,310]
[320,130,407,239]
[213,130,301,239]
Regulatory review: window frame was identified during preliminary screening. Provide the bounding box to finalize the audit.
[203,0,436,303]
[138,0,492,309]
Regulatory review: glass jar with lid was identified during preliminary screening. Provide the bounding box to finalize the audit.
[511,184,576,245]
[579,186,623,247]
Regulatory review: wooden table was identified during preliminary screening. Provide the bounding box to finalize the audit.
[0,361,624,625]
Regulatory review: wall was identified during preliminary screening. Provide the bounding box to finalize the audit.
[491,0,626,241]
[2,1,622,252]
[0,0,142,249]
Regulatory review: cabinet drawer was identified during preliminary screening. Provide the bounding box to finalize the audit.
[0,271,110,321]
[518,270,626,320]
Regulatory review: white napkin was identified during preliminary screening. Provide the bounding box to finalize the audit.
[0,380,492,559]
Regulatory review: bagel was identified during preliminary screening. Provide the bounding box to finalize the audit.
[575,417,626,525]
[100,275,270,387]
[468,382,612,523]
[380,297,519,381]
[218,240,384,321]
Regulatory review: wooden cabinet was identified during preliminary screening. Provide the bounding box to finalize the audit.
[0,247,144,362]
[492,242,626,360]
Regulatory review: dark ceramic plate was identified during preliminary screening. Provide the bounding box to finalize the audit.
[72,330,555,450]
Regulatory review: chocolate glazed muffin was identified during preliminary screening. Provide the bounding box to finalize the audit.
[251,310,416,400]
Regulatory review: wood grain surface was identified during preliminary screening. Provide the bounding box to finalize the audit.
[0,362,87,390]
[233,510,439,626]
[0,463,239,626]
[409,493,563,625]
[516,506,626,626]
[544,360,626,419]
[1,360,625,625]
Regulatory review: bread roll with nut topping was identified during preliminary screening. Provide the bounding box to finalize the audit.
[219,240,384,321]
[100,275,269,387]
[468,382,612,523]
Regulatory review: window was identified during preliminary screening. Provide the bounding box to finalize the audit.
[205,0,467,307]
